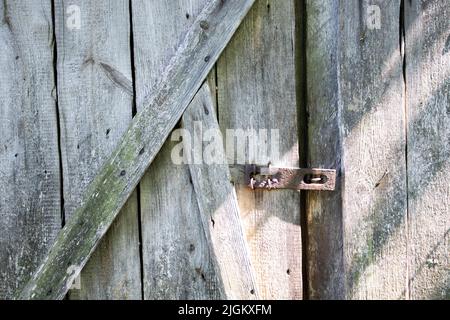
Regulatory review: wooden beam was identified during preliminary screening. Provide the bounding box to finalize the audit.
[305,0,409,299]
[0,0,62,299]
[338,1,408,299]
[17,0,256,300]
[405,0,450,300]
[217,0,302,299]
[53,0,141,299]
[304,0,344,299]
[182,83,258,299]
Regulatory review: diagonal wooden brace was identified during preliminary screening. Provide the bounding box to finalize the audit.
[182,83,259,299]
[17,0,256,300]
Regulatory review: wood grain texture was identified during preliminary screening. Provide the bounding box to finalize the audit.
[339,1,408,299]
[217,0,302,299]
[182,83,258,299]
[138,140,221,300]
[405,0,450,300]
[17,0,256,299]
[53,0,141,299]
[305,0,345,300]
[131,0,220,299]
[0,0,61,299]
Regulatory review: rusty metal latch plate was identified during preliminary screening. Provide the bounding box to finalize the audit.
[243,164,336,191]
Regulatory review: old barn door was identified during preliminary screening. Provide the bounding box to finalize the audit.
[2,0,307,300]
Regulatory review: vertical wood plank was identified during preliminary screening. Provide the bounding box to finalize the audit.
[131,0,220,299]
[305,0,345,299]
[338,0,408,299]
[54,0,141,299]
[405,0,450,300]
[217,0,302,299]
[306,0,410,299]
[0,0,61,298]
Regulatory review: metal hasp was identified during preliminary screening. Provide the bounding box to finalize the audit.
[244,164,336,191]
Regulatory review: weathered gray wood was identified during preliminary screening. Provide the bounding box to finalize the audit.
[17,0,256,299]
[338,1,408,299]
[405,0,450,300]
[131,0,220,299]
[217,0,302,299]
[0,0,61,299]
[53,0,141,299]
[304,0,345,299]
[182,83,258,299]
[139,140,221,300]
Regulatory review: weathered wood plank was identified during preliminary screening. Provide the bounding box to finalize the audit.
[217,0,302,299]
[17,0,256,299]
[53,0,141,299]
[304,0,345,299]
[338,1,408,299]
[0,0,62,299]
[182,83,258,299]
[138,140,221,299]
[405,0,450,300]
[131,0,220,299]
